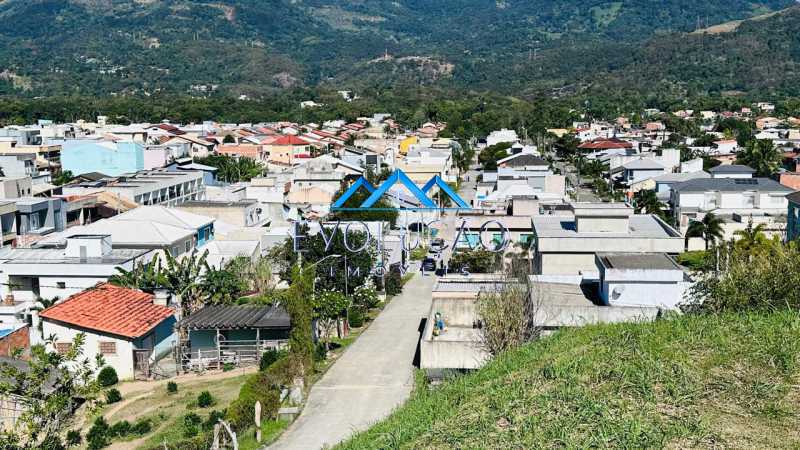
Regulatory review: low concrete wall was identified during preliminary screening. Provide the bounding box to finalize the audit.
[420,298,489,371]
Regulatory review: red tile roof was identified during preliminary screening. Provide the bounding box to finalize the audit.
[271,135,310,146]
[40,284,173,339]
[578,137,633,150]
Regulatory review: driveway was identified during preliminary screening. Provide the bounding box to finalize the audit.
[268,273,436,450]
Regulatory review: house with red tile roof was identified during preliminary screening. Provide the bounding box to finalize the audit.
[266,135,312,166]
[40,283,176,380]
[577,137,633,151]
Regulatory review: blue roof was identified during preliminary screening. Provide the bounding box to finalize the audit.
[0,329,14,338]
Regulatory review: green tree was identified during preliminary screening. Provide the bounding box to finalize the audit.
[0,334,101,449]
[736,139,782,177]
[633,189,666,218]
[689,237,800,312]
[478,142,512,170]
[553,134,580,158]
[108,259,165,292]
[313,290,351,350]
[685,213,724,251]
[162,249,210,314]
[449,249,500,274]
[195,155,264,183]
[52,170,74,186]
[269,225,376,296]
[732,220,768,254]
[201,265,248,305]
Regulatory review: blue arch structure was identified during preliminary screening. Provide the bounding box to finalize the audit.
[331,176,376,208]
[421,175,470,208]
[361,170,438,208]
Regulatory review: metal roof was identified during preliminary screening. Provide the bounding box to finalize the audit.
[709,164,756,173]
[178,305,290,330]
[673,177,792,193]
[597,252,682,271]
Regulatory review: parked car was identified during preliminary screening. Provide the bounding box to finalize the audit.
[430,238,445,251]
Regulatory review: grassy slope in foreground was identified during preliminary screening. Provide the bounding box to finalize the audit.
[338,311,800,449]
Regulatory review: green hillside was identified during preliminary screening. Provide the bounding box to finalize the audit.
[0,0,796,97]
[339,311,800,449]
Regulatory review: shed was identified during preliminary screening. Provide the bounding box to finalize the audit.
[177,305,290,371]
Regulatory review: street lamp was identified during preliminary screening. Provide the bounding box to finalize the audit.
[305,254,342,270]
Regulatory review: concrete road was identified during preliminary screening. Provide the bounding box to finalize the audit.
[268,273,436,450]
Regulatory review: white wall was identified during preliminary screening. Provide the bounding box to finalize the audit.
[43,321,136,380]
[602,280,686,309]
[38,276,111,300]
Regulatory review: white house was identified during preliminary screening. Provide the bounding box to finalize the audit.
[596,253,688,310]
[40,283,176,380]
[0,235,154,303]
[621,158,667,185]
[670,177,792,229]
[709,164,756,179]
[531,203,684,276]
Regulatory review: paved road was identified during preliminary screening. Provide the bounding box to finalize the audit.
[268,273,436,450]
[553,159,600,202]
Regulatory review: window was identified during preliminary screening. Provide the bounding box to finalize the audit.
[171,246,179,256]
[520,234,533,244]
[55,342,71,355]
[56,282,66,289]
[99,341,117,355]
[185,240,192,253]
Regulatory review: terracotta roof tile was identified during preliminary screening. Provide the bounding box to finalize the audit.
[40,284,173,339]
[272,135,310,146]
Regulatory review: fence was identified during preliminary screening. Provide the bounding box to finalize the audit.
[179,338,289,372]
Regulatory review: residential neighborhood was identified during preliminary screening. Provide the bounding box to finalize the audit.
[1,102,800,449]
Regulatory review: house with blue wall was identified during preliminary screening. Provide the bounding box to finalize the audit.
[39,283,177,380]
[786,191,800,241]
[59,138,144,176]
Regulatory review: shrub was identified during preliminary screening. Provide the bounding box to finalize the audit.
[105,388,122,404]
[86,417,110,450]
[313,342,327,362]
[385,270,403,296]
[259,349,286,371]
[182,413,202,438]
[222,362,235,372]
[203,410,225,431]
[109,420,131,437]
[348,306,367,328]
[227,375,280,429]
[197,390,214,408]
[131,417,152,435]
[65,430,82,447]
[166,381,178,394]
[352,281,379,309]
[97,366,118,387]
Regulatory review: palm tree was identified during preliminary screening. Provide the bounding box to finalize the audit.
[685,213,724,250]
[514,237,535,274]
[736,139,781,177]
[733,220,767,253]
[633,189,665,217]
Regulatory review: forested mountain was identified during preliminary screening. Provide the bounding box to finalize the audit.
[0,0,797,99]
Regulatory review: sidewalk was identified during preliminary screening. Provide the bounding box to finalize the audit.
[268,273,435,450]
